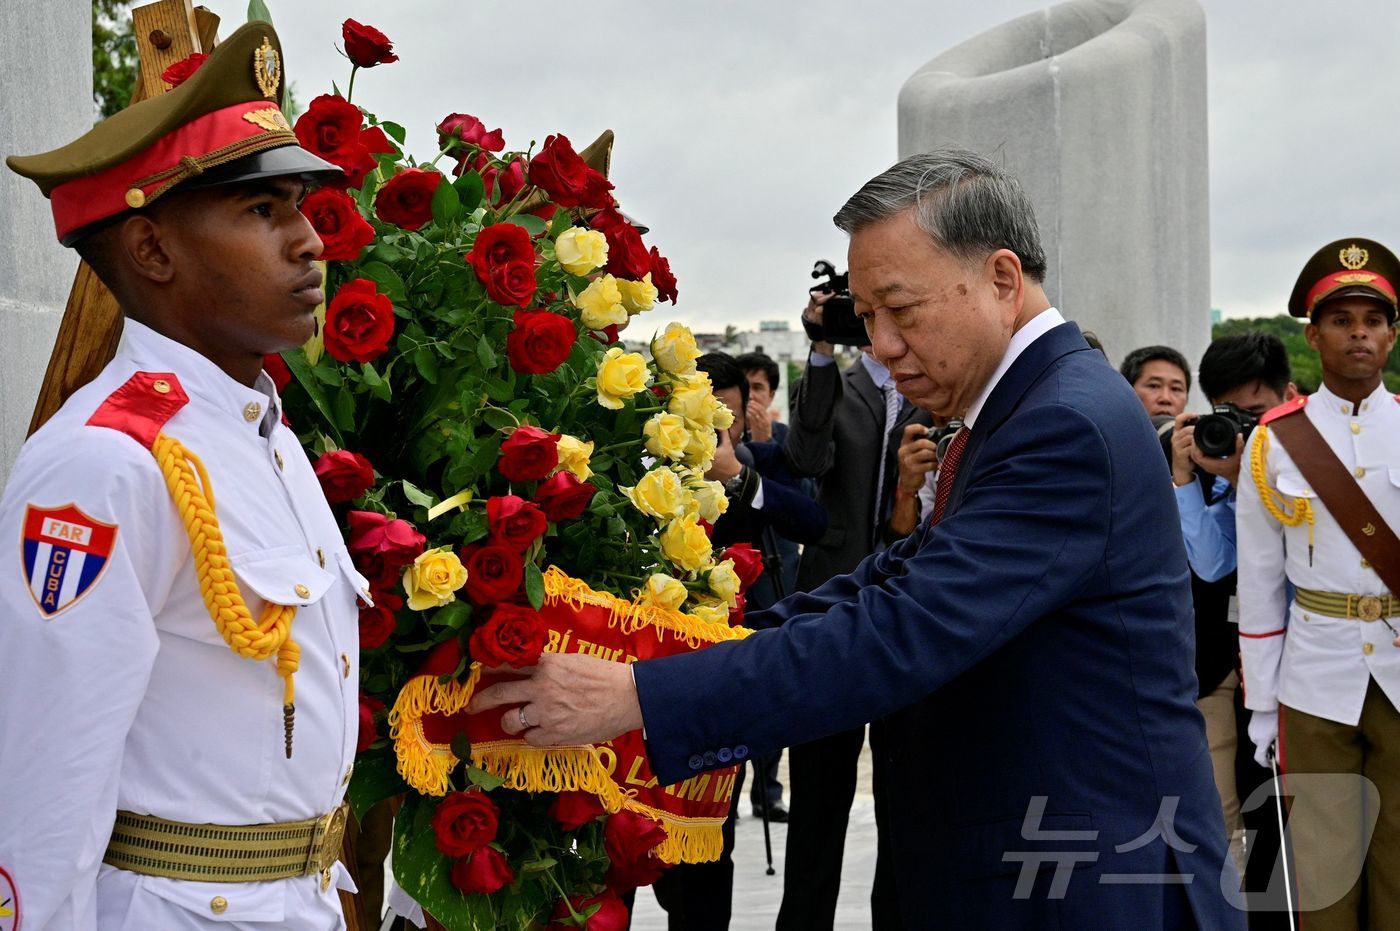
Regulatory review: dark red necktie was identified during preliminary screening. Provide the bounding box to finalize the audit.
[930,426,969,526]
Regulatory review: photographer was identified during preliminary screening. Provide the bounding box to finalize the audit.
[890,418,960,535]
[1166,332,1296,896]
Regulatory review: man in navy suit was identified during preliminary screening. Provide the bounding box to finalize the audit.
[473,149,1242,929]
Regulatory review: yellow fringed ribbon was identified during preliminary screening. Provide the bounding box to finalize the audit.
[426,489,473,522]
[542,566,754,649]
[150,433,300,755]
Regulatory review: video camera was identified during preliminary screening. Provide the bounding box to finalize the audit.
[802,260,869,347]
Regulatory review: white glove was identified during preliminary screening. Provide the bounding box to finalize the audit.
[1248,709,1279,769]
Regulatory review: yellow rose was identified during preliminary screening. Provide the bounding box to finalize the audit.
[660,512,713,572]
[643,412,690,461]
[596,346,652,410]
[638,573,688,612]
[688,602,731,626]
[623,468,687,522]
[651,322,700,376]
[707,559,741,606]
[681,428,717,469]
[576,275,627,330]
[555,227,608,276]
[669,384,716,427]
[682,471,729,522]
[402,547,467,611]
[554,434,594,480]
[616,273,658,314]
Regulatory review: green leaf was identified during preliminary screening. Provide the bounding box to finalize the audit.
[504,213,548,237]
[246,0,273,23]
[346,752,407,822]
[464,766,507,791]
[412,347,440,384]
[332,387,357,433]
[480,407,517,431]
[281,350,343,446]
[401,480,435,508]
[361,362,392,402]
[430,601,470,631]
[381,121,407,144]
[358,261,407,303]
[453,171,486,213]
[430,175,461,226]
[476,335,498,369]
[524,562,545,609]
[521,857,558,873]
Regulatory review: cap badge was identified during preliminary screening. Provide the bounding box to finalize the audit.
[253,37,281,98]
[1340,244,1369,270]
[243,106,291,133]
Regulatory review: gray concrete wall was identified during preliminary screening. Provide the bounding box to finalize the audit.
[898,0,1210,385]
[1,1,91,482]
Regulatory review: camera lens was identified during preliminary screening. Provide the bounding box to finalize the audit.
[1194,414,1238,458]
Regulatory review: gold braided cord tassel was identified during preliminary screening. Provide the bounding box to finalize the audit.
[150,432,300,755]
[1249,425,1315,563]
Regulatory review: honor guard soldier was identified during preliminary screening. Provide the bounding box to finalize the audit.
[1237,238,1400,929]
[0,23,373,930]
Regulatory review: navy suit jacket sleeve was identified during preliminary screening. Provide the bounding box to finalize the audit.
[634,402,1114,786]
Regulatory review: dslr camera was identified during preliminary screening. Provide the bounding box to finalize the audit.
[927,419,965,461]
[1189,403,1258,458]
[803,260,870,347]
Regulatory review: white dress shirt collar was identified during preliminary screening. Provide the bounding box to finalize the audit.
[1309,379,1394,419]
[963,307,1066,429]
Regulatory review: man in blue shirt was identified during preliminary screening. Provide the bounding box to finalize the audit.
[1167,332,1296,907]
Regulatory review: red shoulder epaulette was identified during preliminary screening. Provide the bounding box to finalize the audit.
[86,372,189,447]
[1259,395,1307,426]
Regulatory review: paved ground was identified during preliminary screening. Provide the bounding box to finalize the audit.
[633,734,877,930]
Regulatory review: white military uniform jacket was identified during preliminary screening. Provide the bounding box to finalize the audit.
[1236,382,1400,725]
[0,320,368,929]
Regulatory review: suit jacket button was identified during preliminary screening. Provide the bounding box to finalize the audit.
[702,751,717,766]
[734,745,749,760]
[717,747,733,763]
[688,755,704,771]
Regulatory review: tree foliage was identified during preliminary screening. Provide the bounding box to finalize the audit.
[1212,314,1399,393]
[93,0,137,120]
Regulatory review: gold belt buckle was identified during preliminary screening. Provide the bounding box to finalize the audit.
[307,803,348,875]
[1355,595,1383,622]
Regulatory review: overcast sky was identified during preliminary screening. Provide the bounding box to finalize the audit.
[197,0,1400,335]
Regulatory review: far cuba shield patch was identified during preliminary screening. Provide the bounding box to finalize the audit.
[21,504,117,618]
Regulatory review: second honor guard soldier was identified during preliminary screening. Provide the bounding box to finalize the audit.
[1237,238,1400,929]
[0,23,372,929]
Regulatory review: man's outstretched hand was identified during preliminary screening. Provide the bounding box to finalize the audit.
[468,652,645,747]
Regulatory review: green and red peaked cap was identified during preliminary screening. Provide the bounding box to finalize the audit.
[6,21,340,246]
[1288,237,1400,323]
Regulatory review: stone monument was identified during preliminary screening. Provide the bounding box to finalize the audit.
[898,0,1210,377]
[0,1,91,482]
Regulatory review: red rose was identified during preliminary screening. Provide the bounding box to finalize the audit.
[728,591,746,627]
[506,310,576,376]
[548,790,607,832]
[437,113,504,153]
[498,425,560,482]
[358,590,401,650]
[482,157,527,207]
[300,188,375,261]
[603,810,668,891]
[324,278,395,364]
[528,134,613,210]
[375,168,441,232]
[342,19,399,68]
[466,224,538,307]
[313,450,375,504]
[347,510,426,586]
[357,693,385,753]
[592,208,650,281]
[462,544,525,605]
[263,353,292,393]
[161,52,208,88]
[721,543,765,593]
[432,790,500,857]
[469,604,546,668]
[418,636,463,677]
[649,247,678,304]
[482,260,537,308]
[294,95,377,190]
[533,472,597,522]
[486,495,548,551]
[449,846,514,895]
[548,890,629,931]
